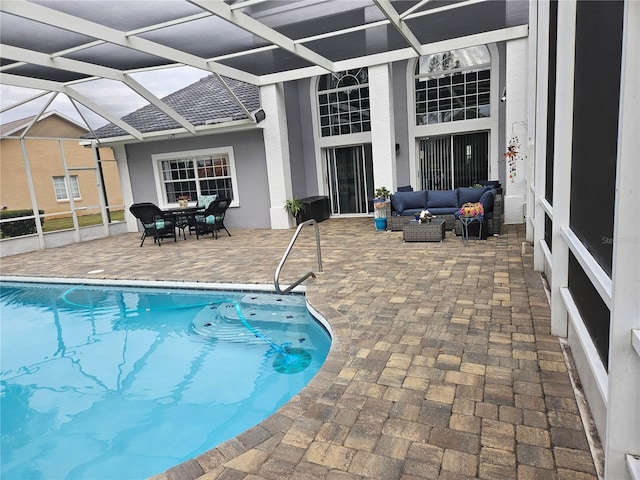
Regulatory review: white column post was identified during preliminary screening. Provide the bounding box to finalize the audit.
[550,0,577,337]
[525,1,539,244]
[112,144,137,233]
[261,83,295,229]
[605,1,640,478]
[532,0,550,272]
[503,38,529,224]
[369,64,396,192]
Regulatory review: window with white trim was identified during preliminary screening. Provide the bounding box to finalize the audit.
[415,46,491,125]
[318,68,370,137]
[154,148,238,206]
[53,175,81,201]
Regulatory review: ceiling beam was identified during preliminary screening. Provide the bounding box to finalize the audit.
[62,87,145,141]
[259,24,529,85]
[2,44,198,134]
[0,1,260,85]
[188,0,335,73]
[373,0,423,56]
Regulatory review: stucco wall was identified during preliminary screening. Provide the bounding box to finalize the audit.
[124,129,270,229]
[392,60,411,188]
[283,81,308,199]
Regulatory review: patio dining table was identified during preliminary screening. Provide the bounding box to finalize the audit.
[163,205,202,240]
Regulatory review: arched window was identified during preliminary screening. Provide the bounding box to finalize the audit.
[318,68,370,137]
[415,46,491,125]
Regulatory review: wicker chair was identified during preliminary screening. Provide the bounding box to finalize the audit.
[194,198,232,239]
[129,203,177,246]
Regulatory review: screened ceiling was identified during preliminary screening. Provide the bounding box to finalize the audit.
[0,0,528,139]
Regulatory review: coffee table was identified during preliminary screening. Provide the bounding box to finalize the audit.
[402,219,446,242]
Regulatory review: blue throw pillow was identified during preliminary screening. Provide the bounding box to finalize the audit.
[458,187,489,205]
[479,189,496,212]
[426,189,458,208]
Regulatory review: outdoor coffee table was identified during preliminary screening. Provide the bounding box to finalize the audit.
[402,219,446,242]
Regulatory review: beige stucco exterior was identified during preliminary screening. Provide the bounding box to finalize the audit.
[1,114,122,218]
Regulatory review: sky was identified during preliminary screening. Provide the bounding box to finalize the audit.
[0,66,211,130]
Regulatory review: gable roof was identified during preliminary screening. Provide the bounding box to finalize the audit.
[85,74,260,140]
[1,111,89,137]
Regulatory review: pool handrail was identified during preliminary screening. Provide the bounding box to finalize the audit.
[274,219,323,294]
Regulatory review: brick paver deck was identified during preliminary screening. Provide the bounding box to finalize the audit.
[0,218,600,479]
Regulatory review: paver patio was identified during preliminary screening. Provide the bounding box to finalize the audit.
[0,218,600,479]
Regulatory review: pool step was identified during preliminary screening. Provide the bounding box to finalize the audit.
[191,300,309,345]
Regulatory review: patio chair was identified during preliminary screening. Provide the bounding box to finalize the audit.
[186,194,217,236]
[194,198,232,239]
[129,202,177,246]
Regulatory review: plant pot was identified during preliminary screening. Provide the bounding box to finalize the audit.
[178,199,188,208]
[374,217,387,230]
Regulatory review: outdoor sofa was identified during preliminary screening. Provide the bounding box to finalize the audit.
[388,186,502,235]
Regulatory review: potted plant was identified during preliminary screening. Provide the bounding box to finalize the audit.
[373,186,391,230]
[284,198,305,225]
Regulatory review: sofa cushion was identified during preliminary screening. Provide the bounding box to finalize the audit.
[458,186,489,206]
[391,190,427,213]
[427,207,459,215]
[479,189,496,212]
[426,189,458,209]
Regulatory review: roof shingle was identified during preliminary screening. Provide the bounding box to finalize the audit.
[87,75,260,139]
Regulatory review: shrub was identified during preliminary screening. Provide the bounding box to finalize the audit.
[0,209,45,238]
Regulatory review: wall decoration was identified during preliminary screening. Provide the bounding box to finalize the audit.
[504,122,528,182]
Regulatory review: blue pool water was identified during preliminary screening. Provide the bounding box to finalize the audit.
[0,281,331,480]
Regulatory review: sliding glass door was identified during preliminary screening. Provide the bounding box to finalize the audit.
[324,144,374,215]
[418,132,488,189]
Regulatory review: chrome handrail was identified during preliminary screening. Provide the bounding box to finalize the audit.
[274,219,323,294]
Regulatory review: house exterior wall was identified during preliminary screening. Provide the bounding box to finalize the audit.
[392,60,411,188]
[283,81,309,199]
[0,137,121,217]
[278,42,516,214]
[124,128,269,229]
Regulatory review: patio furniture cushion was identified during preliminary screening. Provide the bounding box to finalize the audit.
[390,190,427,213]
[197,194,217,208]
[426,189,458,209]
[479,189,496,212]
[458,186,490,205]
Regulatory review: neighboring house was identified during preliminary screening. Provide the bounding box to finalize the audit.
[1,111,123,219]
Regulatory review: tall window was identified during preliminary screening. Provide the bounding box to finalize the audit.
[153,148,238,206]
[415,46,491,125]
[53,175,80,201]
[318,68,370,137]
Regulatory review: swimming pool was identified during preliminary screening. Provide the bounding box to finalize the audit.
[0,280,331,480]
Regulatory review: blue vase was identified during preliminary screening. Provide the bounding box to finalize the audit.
[374,217,387,230]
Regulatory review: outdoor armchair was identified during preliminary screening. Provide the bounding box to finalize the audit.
[194,198,232,239]
[129,202,177,246]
